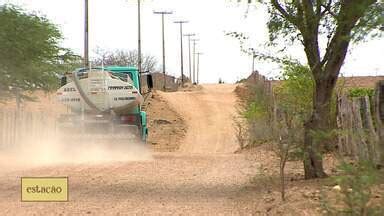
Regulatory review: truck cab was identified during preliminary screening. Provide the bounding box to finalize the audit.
[104,66,150,142]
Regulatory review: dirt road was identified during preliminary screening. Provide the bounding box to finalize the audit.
[159,84,238,154]
[0,84,261,215]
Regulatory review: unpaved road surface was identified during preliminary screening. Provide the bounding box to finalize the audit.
[160,84,238,154]
[0,84,261,215]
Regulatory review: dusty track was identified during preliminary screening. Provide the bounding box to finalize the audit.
[159,84,238,154]
[0,84,261,215]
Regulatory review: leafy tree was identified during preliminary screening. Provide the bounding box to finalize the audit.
[275,63,314,123]
[93,49,158,73]
[235,0,384,178]
[0,4,75,101]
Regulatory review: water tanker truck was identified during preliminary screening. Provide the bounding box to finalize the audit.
[56,66,153,144]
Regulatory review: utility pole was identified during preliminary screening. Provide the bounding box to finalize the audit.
[249,48,256,74]
[196,52,203,84]
[174,20,188,86]
[137,0,142,93]
[191,39,199,84]
[183,33,195,82]
[252,54,255,73]
[84,0,89,68]
[154,11,173,91]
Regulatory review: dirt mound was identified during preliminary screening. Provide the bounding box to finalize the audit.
[146,92,187,152]
[234,83,251,103]
[179,83,203,92]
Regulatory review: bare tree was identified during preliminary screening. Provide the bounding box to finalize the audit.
[93,49,158,72]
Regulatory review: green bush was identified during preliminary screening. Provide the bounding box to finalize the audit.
[349,88,375,98]
[274,63,314,122]
[242,81,270,120]
[241,62,314,146]
[240,80,273,143]
[322,161,384,215]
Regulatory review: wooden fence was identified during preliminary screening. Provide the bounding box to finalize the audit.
[0,109,57,149]
[336,81,384,162]
[243,72,384,162]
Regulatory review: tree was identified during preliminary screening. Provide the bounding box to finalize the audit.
[93,49,158,73]
[274,63,313,124]
[0,5,75,101]
[236,0,384,178]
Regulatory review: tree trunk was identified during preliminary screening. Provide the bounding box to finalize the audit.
[280,159,286,201]
[303,80,334,179]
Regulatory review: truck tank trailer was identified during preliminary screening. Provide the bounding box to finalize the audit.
[56,66,153,144]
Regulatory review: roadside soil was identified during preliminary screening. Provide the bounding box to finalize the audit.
[146,92,187,152]
[159,84,238,154]
[0,84,331,215]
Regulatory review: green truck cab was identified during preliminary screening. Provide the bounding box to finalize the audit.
[104,66,152,142]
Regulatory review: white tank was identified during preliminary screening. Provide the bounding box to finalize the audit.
[57,69,143,114]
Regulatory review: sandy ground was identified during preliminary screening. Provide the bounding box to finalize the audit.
[146,92,187,152]
[0,84,267,215]
[159,84,238,154]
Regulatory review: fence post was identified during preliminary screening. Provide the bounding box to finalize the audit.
[336,93,346,155]
[360,96,379,162]
[376,81,384,165]
[352,98,370,160]
[337,94,357,157]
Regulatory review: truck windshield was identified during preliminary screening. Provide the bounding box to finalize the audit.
[112,72,134,84]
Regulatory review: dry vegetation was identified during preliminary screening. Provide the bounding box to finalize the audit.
[234,72,384,214]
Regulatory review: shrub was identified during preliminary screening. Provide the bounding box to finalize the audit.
[349,88,375,98]
[322,161,384,215]
[274,63,314,123]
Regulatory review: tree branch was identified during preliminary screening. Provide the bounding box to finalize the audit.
[322,0,376,79]
[302,0,316,20]
[293,0,304,27]
[320,0,336,17]
[316,0,322,16]
[271,0,298,26]
[299,0,322,75]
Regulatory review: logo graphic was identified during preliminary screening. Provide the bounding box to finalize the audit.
[21,177,68,202]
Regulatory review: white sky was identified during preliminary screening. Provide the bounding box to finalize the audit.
[2,0,384,83]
